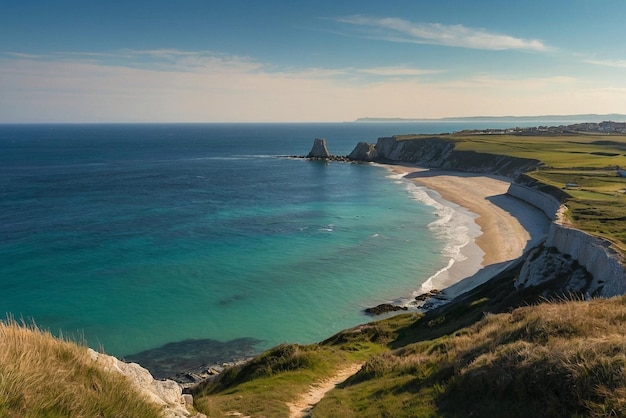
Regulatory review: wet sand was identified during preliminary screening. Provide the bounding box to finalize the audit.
[387,165,551,298]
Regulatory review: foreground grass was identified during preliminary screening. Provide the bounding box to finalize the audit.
[0,318,162,418]
[315,296,626,418]
[193,335,391,416]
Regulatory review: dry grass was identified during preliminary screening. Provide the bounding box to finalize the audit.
[316,296,626,417]
[0,317,162,418]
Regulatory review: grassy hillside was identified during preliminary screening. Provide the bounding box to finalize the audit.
[315,296,626,418]
[0,318,162,418]
[193,261,626,417]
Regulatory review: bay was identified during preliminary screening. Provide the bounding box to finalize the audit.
[0,121,547,371]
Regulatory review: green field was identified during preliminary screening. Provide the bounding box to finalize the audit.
[400,132,626,252]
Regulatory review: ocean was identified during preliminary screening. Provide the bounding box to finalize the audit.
[0,121,540,376]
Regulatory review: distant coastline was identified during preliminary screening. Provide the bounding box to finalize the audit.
[355,113,626,123]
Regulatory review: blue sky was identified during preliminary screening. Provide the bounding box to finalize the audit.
[2,0,626,122]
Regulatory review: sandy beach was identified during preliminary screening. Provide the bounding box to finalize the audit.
[387,165,552,298]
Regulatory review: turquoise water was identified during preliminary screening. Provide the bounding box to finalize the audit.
[0,122,538,372]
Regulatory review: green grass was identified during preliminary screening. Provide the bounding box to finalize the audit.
[315,296,626,418]
[192,315,420,417]
[565,199,626,250]
[193,343,369,417]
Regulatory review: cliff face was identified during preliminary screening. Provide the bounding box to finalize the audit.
[352,136,540,178]
[507,183,626,298]
[545,223,626,297]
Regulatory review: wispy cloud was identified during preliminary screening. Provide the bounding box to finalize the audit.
[15,50,440,80]
[333,15,549,52]
[585,58,626,69]
[3,49,266,73]
[277,65,443,80]
[356,66,443,77]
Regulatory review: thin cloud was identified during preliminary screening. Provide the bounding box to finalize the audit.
[279,65,443,79]
[36,49,265,73]
[5,52,47,59]
[585,59,626,69]
[334,15,549,52]
[357,66,443,77]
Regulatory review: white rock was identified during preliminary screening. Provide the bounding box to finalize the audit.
[88,348,206,417]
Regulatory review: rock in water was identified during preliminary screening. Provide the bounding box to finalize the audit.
[307,138,331,158]
[364,303,408,315]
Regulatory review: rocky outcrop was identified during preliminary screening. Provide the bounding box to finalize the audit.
[372,136,455,166]
[515,245,594,295]
[348,141,378,161]
[364,303,408,315]
[307,138,331,158]
[348,136,540,178]
[545,223,626,297]
[88,349,204,418]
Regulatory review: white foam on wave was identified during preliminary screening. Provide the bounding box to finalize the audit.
[400,180,484,296]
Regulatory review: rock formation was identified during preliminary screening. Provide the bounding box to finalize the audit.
[307,138,331,158]
[347,136,540,178]
[364,303,408,315]
[348,141,377,161]
[88,348,205,418]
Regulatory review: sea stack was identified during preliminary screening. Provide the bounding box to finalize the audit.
[307,138,331,158]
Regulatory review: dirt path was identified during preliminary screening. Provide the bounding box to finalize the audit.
[287,363,363,418]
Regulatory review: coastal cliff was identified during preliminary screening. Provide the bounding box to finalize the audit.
[351,136,540,178]
[506,183,626,298]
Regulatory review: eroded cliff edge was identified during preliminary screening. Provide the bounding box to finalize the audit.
[350,135,540,178]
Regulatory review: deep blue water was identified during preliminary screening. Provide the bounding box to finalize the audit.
[0,122,539,371]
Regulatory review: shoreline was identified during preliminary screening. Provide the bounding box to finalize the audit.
[169,164,554,385]
[385,164,552,301]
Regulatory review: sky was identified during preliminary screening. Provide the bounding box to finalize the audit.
[2,0,626,123]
